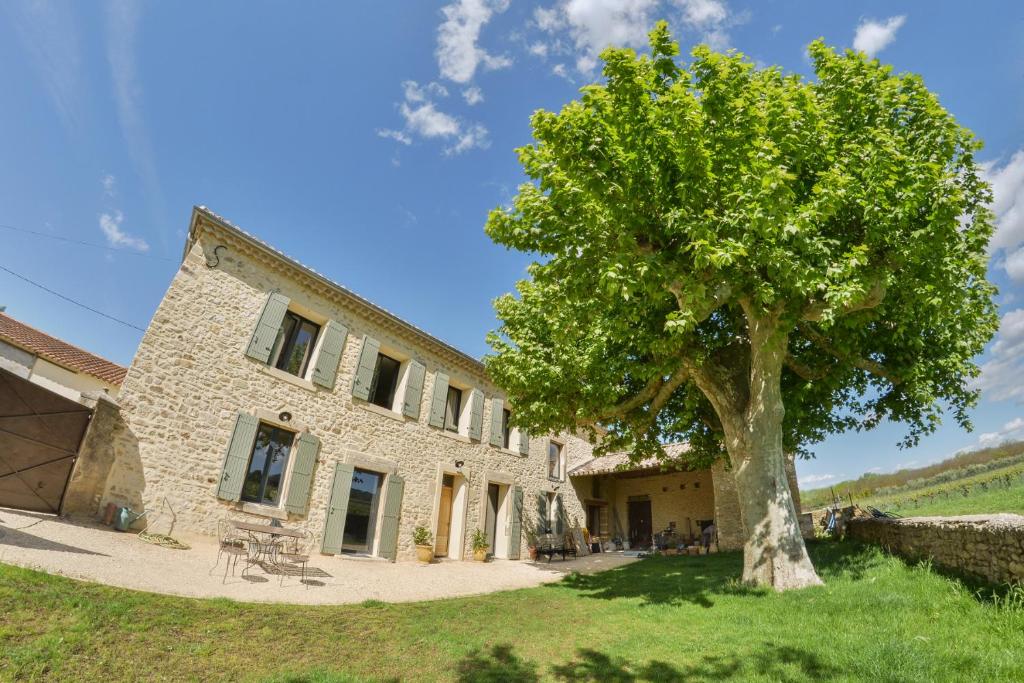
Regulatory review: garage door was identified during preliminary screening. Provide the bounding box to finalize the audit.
[0,367,92,513]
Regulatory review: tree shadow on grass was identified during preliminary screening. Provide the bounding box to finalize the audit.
[558,541,886,608]
[455,643,838,683]
[556,552,765,608]
[456,644,540,682]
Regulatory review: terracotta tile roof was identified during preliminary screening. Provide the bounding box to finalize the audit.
[0,312,128,385]
[570,442,692,476]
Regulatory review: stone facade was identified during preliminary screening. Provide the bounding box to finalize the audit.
[85,208,595,562]
[848,514,1024,585]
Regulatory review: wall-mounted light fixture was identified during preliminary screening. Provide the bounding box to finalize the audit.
[278,411,293,423]
[553,485,560,491]
[454,460,465,469]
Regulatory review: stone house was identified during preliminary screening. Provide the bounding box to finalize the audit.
[64,206,801,562]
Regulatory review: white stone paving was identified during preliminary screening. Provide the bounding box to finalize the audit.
[0,508,636,605]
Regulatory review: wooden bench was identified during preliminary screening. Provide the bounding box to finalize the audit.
[536,533,578,562]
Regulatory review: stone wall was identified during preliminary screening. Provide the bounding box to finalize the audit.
[91,214,595,561]
[848,514,1024,585]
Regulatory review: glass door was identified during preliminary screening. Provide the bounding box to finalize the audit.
[342,468,385,554]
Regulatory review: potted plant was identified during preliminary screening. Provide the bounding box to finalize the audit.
[471,528,489,562]
[525,529,539,561]
[413,525,434,564]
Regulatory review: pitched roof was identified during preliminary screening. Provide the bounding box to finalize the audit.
[0,312,128,385]
[570,442,693,476]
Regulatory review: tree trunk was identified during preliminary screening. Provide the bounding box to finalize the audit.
[724,312,822,591]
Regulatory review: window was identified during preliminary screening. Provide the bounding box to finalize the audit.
[444,386,462,432]
[548,441,564,481]
[501,409,511,449]
[242,423,295,506]
[268,311,321,378]
[368,353,402,409]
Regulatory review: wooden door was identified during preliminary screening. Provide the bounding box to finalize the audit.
[435,476,454,556]
[628,499,652,549]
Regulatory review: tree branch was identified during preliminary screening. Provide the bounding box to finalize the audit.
[802,278,887,322]
[784,354,830,381]
[800,326,902,385]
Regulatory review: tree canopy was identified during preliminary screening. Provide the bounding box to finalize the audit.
[484,23,998,470]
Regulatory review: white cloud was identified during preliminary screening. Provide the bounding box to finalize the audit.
[977,417,1024,447]
[677,0,727,27]
[798,473,835,487]
[380,80,489,155]
[401,101,461,138]
[976,308,1024,402]
[528,41,550,58]
[533,0,739,76]
[1005,248,1024,282]
[376,129,412,145]
[436,0,512,84]
[852,15,906,57]
[984,150,1024,261]
[462,86,484,105]
[99,211,149,252]
[445,123,490,156]
[101,174,116,196]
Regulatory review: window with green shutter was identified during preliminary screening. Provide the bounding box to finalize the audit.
[217,413,261,502]
[377,475,405,562]
[428,372,450,428]
[467,389,484,441]
[401,361,426,419]
[310,320,348,390]
[322,463,355,555]
[283,432,320,515]
[246,292,290,363]
[488,399,504,447]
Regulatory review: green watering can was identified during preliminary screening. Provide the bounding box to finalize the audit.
[114,507,146,532]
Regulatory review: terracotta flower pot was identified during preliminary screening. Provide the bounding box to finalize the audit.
[473,548,488,562]
[416,545,434,564]
[528,546,538,561]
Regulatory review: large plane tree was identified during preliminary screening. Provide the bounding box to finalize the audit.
[484,23,998,590]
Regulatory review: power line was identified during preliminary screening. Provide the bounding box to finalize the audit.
[0,263,147,332]
[0,222,177,261]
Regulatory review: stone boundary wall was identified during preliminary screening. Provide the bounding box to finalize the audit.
[847,514,1024,585]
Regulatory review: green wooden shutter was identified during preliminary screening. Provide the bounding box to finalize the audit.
[508,485,524,560]
[245,292,290,363]
[284,432,320,515]
[428,372,449,428]
[217,413,260,501]
[402,360,426,419]
[377,474,405,561]
[467,389,484,441]
[518,429,530,456]
[311,320,348,390]
[488,398,504,447]
[537,492,549,534]
[351,335,380,400]
[561,493,569,536]
[321,463,355,555]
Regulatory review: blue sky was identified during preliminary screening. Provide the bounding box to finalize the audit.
[1,1,1022,489]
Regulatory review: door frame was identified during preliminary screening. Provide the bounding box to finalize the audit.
[338,450,398,557]
[430,463,470,560]
[627,498,653,549]
[478,470,515,559]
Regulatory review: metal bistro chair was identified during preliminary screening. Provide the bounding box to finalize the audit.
[212,518,248,583]
[278,529,314,588]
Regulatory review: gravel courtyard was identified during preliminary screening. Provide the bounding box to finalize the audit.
[0,507,635,605]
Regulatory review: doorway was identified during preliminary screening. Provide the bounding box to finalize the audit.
[341,467,385,554]
[628,499,652,549]
[485,483,500,554]
[435,474,455,557]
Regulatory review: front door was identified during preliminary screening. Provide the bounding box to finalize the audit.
[435,474,454,557]
[628,499,652,549]
[485,483,500,554]
[342,468,385,554]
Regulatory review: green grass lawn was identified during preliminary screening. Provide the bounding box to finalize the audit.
[2,541,1023,682]
[888,483,1024,517]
